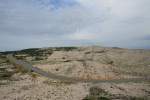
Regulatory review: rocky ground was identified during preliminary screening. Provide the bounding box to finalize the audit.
[0,46,150,100]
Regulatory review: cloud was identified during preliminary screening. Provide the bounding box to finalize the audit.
[0,0,150,51]
[140,35,150,40]
[67,30,98,40]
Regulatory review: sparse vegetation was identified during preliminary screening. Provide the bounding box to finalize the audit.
[0,46,150,100]
[54,47,78,51]
[34,56,45,61]
[83,86,148,100]
[0,48,53,62]
[82,86,110,100]
[0,64,15,85]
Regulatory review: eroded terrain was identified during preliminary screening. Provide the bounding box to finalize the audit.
[0,46,150,100]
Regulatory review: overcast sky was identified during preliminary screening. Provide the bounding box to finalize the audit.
[0,0,150,51]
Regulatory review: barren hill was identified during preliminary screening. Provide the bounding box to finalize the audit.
[0,46,150,100]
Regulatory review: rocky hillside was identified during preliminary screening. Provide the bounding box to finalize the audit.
[0,46,150,100]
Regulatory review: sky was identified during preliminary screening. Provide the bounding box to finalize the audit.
[0,0,150,51]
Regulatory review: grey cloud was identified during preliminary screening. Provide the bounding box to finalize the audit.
[0,0,150,51]
[0,0,104,36]
[140,35,150,40]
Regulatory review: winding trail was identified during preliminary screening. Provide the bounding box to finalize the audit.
[7,54,150,83]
